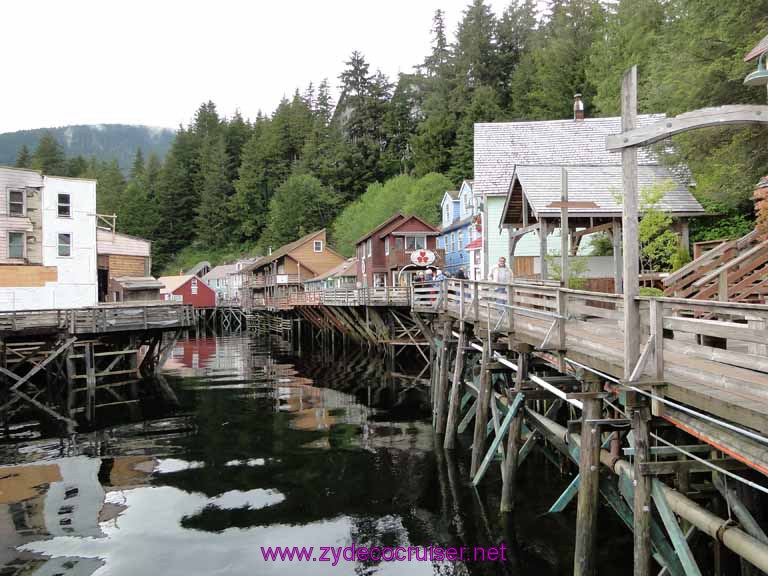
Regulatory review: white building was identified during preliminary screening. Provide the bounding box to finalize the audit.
[0,167,98,311]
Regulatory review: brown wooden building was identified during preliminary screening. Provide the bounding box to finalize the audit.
[97,229,152,302]
[241,229,345,306]
[355,214,444,287]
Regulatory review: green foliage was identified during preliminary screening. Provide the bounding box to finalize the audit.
[15,145,31,168]
[160,243,258,277]
[196,136,233,248]
[545,252,589,289]
[589,232,614,256]
[690,213,755,243]
[31,131,67,175]
[670,243,692,271]
[402,173,453,226]
[639,287,663,297]
[261,175,340,248]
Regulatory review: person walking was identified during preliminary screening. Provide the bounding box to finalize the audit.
[489,256,511,304]
[455,267,467,280]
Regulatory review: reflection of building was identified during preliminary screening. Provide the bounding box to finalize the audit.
[0,454,156,575]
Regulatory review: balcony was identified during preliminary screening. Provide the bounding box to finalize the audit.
[247,274,302,288]
[386,248,445,270]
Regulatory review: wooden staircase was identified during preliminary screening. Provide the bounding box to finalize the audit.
[663,230,768,302]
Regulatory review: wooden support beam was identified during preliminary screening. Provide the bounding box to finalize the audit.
[470,338,491,478]
[632,400,653,576]
[560,168,569,289]
[651,480,703,576]
[444,330,466,450]
[435,319,452,435]
[501,350,528,512]
[472,393,523,486]
[573,375,602,576]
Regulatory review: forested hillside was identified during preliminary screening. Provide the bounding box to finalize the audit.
[9,0,768,273]
[0,125,174,170]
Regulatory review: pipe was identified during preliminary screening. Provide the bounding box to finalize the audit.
[527,407,768,573]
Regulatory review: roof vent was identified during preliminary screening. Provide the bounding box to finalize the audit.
[573,94,585,121]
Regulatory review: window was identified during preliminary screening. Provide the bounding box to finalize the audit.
[384,237,390,255]
[58,193,71,217]
[458,230,463,249]
[8,189,25,217]
[464,191,471,210]
[191,278,198,295]
[361,258,366,274]
[444,204,450,222]
[8,232,25,259]
[366,239,372,258]
[57,233,71,257]
[396,237,404,250]
[313,240,323,252]
[405,235,426,251]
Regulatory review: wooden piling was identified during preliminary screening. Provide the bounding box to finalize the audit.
[470,337,491,478]
[632,398,653,576]
[573,375,602,576]
[444,328,465,450]
[501,349,528,512]
[435,319,452,435]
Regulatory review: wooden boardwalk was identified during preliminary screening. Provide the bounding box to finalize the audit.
[412,279,768,437]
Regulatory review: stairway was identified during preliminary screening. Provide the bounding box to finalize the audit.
[663,229,768,303]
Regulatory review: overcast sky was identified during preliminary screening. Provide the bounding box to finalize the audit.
[3,0,514,133]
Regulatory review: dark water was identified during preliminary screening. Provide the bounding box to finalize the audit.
[0,334,632,575]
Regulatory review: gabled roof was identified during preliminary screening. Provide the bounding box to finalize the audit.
[186,261,211,276]
[501,164,704,225]
[242,229,328,273]
[466,238,482,250]
[203,264,238,280]
[745,32,768,61]
[305,258,358,283]
[378,214,440,238]
[356,214,407,244]
[440,216,474,234]
[158,275,206,294]
[474,114,666,197]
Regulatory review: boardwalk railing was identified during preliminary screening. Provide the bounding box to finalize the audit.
[0,302,194,335]
[255,287,411,309]
[413,277,768,434]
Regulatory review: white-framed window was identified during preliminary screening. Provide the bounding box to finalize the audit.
[405,235,426,251]
[373,272,386,287]
[58,233,72,257]
[313,240,323,252]
[58,193,71,217]
[191,278,198,295]
[361,258,366,274]
[384,237,390,255]
[8,189,26,217]
[366,239,372,258]
[8,232,25,259]
[444,204,450,222]
[464,191,471,210]
[458,230,463,249]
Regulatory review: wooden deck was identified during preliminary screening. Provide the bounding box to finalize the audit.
[413,279,768,435]
[251,287,411,310]
[0,301,194,336]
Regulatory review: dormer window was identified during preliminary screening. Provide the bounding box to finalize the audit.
[313,240,323,252]
[444,204,450,222]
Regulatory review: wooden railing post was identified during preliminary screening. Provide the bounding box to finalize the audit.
[718,270,728,302]
[557,289,567,350]
[459,280,464,323]
[507,283,515,334]
[473,281,479,321]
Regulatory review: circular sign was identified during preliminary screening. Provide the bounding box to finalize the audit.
[410,249,436,267]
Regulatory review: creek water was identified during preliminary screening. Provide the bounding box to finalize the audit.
[0,333,632,575]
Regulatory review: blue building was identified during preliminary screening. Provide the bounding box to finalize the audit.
[437,180,480,276]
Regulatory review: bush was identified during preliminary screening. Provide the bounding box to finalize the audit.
[639,287,663,297]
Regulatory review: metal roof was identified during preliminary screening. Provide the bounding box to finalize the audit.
[203,264,238,280]
[474,114,667,197]
[509,164,704,219]
[305,258,358,283]
[113,277,163,290]
[745,32,768,62]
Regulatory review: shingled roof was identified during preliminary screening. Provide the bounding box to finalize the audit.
[474,114,667,197]
[745,32,768,62]
[241,229,328,274]
[503,165,704,223]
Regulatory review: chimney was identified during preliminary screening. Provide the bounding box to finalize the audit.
[268,245,273,255]
[573,93,585,121]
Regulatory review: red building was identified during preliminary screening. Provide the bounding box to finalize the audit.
[355,213,444,287]
[158,274,216,308]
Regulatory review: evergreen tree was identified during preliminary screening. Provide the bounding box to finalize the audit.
[31,131,67,175]
[15,145,31,168]
[91,158,127,216]
[130,147,145,181]
[223,110,251,183]
[66,155,88,178]
[422,9,451,77]
[261,174,340,247]
[449,85,502,182]
[196,136,233,247]
[496,0,538,110]
[453,0,500,90]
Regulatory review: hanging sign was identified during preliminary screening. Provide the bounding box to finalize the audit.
[410,249,436,267]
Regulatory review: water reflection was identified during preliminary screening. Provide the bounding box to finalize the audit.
[0,334,632,575]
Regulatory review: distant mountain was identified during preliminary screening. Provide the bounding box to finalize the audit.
[0,124,176,170]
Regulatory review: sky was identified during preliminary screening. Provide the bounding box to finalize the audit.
[2,0,511,133]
